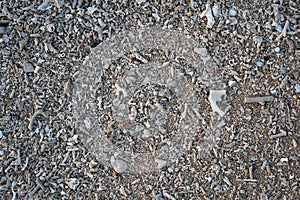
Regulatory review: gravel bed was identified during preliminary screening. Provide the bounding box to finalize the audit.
[0,0,299,199]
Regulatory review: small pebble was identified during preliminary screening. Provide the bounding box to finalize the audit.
[12,181,17,187]
[152,13,160,21]
[256,61,264,67]
[23,62,35,73]
[111,158,128,173]
[86,7,98,14]
[155,158,167,169]
[0,150,4,156]
[45,125,50,133]
[0,130,2,139]
[0,35,9,43]
[295,84,300,93]
[277,24,283,32]
[229,9,237,16]
[38,1,52,11]
[228,80,236,87]
[275,47,280,52]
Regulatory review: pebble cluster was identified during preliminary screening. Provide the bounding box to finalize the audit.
[0,0,299,199]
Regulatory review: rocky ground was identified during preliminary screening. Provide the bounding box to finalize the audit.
[0,0,299,199]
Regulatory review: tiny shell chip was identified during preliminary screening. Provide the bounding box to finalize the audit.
[86,7,98,14]
[0,35,9,43]
[256,61,263,67]
[38,2,52,11]
[228,80,236,87]
[0,130,2,138]
[212,4,221,17]
[208,90,226,117]
[194,47,208,57]
[277,24,283,32]
[155,158,167,169]
[45,125,50,133]
[87,172,93,178]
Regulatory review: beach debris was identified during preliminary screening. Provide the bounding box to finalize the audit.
[23,62,34,73]
[111,157,128,173]
[200,4,215,28]
[66,178,80,190]
[28,110,48,131]
[244,96,274,105]
[208,90,226,117]
[295,84,300,93]
[229,9,237,17]
[38,1,52,11]
[270,130,287,139]
[155,158,168,169]
[86,7,98,15]
[212,3,221,17]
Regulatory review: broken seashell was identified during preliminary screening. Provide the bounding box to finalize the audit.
[86,7,98,15]
[38,2,52,11]
[200,4,215,29]
[244,96,274,105]
[155,158,167,169]
[66,178,80,190]
[212,3,221,17]
[128,106,137,121]
[115,83,128,97]
[208,90,226,117]
[295,84,300,93]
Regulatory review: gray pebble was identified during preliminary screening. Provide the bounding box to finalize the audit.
[296,84,300,93]
[256,61,264,67]
[111,158,128,173]
[229,9,237,16]
[23,62,34,73]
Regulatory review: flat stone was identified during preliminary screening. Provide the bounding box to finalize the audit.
[295,84,300,93]
[229,9,237,16]
[23,62,34,73]
[111,157,128,173]
[256,61,264,67]
[155,158,167,169]
[208,90,226,117]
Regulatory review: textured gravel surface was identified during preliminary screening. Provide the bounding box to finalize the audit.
[0,0,299,199]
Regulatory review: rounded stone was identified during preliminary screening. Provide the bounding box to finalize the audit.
[229,9,237,16]
[111,158,128,173]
